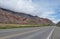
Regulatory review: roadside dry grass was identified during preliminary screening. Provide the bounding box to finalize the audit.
[0,24,50,29]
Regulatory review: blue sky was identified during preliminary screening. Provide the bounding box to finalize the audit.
[0,0,60,23]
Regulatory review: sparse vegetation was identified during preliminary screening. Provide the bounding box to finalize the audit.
[0,24,51,29]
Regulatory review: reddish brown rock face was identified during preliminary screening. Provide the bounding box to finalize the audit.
[0,8,54,25]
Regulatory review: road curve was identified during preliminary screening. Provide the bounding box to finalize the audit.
[0,26,55,39]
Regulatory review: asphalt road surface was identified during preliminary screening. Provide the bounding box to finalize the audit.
[0,26,55,39]
[52,27,60,39]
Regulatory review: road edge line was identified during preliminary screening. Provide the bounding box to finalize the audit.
[47,26,56,39]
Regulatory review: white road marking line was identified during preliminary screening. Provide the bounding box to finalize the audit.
[47,26,56,39]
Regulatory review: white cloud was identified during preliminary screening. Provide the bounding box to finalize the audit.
[0,0,38,14]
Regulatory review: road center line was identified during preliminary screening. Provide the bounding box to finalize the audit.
[0,29,40,39]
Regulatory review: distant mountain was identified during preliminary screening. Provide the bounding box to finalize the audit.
[56,21,60,26]
[0,8,54,25]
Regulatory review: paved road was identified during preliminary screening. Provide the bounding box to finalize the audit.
[0,26,55,39]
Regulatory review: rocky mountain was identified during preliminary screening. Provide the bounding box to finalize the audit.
[0,8,54,25]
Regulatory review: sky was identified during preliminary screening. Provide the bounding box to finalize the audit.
[0,0,60,23]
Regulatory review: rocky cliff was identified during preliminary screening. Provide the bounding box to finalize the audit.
[0,8,54,25]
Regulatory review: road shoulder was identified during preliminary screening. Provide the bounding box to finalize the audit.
[52,27,60,39]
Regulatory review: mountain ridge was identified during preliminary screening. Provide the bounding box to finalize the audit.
[0,8,54,25]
